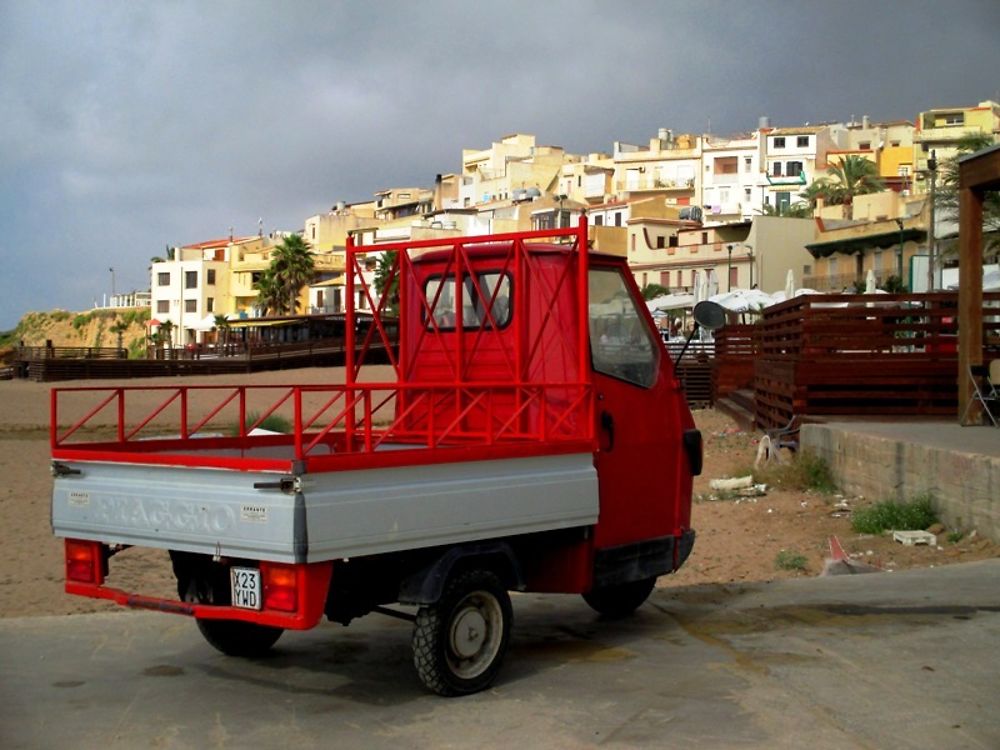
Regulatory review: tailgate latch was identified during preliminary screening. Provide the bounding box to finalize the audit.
[252,476,301,494]
[51,461,82,478]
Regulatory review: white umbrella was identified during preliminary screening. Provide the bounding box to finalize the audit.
[706,269,719,299]
[784,269,795,299]
[709,289,774,313]
[865,268,877,294]
[647,292,695,312]
[193,313,219,332]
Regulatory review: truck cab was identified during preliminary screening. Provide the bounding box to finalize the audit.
[51,217,701,695]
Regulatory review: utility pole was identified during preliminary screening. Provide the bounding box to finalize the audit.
[926,150,937,293]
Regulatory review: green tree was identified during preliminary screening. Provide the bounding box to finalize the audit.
[109,320,128,356]
[213,314,230,349]
[157,320,174,349]
[761,200,813,218]
[935,134,1000,260]
[640,283,669,300]
[268,234,316,314]
[802,155,886,218]
[253,270,284,317]
[372,252,399,315]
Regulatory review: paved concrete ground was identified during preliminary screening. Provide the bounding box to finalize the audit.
[2,560,998,750]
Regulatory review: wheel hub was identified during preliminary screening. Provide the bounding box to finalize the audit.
[450,606,487,658]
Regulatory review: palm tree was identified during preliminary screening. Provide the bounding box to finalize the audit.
[213,314,230,350]
[935,134,1000,260]
[269,235,316,314]
[158,320,174,350]
[253,270,283,316]
[802,155,886,218]
[109,320,129,357]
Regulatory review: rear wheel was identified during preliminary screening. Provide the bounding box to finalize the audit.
[582,577,656,618]
[181,569,284,657]
[412,569,512,696]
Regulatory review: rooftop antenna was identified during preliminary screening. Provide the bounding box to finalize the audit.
[258,217,263,237]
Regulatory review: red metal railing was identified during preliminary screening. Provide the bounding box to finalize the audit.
[50,381,594,473]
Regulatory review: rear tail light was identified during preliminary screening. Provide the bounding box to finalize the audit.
[65,539,105,584]
[261,562,298,612]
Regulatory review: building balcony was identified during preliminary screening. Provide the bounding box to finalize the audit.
[615,177,694,192]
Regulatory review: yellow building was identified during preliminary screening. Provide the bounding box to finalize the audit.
[613,130,702,207]
[913,100,1000,180]
[460,133,575,207]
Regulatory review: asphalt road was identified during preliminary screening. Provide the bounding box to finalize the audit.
[2,560,998,749]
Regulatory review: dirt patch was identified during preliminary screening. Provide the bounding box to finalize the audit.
[667,409,999,588]
[0,372,996,618]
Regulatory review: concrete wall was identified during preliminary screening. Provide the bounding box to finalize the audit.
[801,422,999,542]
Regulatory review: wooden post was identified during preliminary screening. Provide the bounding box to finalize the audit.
[957,146,1000,423]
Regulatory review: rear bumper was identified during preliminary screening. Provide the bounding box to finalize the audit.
[64,547,333,630]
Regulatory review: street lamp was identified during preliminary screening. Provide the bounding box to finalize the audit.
[109,267,116,303]
[727,244,733,292]
[894,218,905,286]
[926,149,937,292]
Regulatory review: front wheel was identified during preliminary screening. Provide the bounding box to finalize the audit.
[582,577,656,618]
[412,569,512,696]
[182,572,284,657]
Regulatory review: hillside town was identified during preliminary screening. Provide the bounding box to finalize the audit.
[90,98,1000,350]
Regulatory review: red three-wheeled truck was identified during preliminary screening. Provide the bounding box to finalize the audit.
[51,217,702,695]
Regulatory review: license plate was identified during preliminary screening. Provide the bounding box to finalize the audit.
[230,567,262,610]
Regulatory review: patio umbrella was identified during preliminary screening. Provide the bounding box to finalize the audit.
[647,292,696,312]
[865,268,877,294]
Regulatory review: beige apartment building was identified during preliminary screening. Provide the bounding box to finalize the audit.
[459,133,573,207]
[613,129,702,209]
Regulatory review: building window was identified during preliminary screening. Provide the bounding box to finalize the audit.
[594,215,603,226]
[773,137,786,149]
[206,297,214,312]
[787,161,803,177]
[185,299,197,313]
[729,266,739,289]
[745,187,752,201]
[744,156,753,171]
[772,162,783,177]
[311,225,316,240]
[185,271,197,289]
[859,141,871,150]
[158,273,170,286]
[874,250,883,272]
[157,300,168,314]
[207,269,216,285]
[797,135,809,148]
[614,213,622,227]
[943,113,964,126]
[669,236,678,248]
[660,271,669,286]
[701,232,708,245]
[656,236,665,249]
[630,234,636,253]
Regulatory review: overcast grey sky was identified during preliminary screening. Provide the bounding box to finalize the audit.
[2,0,999,329]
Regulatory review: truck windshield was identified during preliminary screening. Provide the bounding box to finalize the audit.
[588,268,659,387]
[424,272,511,330]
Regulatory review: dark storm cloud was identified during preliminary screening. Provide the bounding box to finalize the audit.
[1,0,998,327]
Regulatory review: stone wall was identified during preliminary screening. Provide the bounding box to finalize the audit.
[801,422,999,542]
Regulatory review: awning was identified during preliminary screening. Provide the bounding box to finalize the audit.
[226,318,300,329]
[805,227,926,259]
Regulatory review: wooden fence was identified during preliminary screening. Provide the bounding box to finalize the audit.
[752,292,1000,429]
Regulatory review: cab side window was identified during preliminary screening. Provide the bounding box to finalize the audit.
[588,268,659,387]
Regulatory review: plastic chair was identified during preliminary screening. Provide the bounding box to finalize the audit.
[961,362,999,427]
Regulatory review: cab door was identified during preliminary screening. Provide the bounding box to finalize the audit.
[587,265,693,549]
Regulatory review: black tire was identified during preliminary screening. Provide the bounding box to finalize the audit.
[412,569,512,696]
[182,572,284,657]
[582,576,656,618]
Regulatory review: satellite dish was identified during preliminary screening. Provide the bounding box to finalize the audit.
[693,300,726,331]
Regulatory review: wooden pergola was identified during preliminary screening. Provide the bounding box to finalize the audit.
[958,144,1000,421]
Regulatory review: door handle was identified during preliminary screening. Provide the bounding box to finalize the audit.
[600,410,615,451]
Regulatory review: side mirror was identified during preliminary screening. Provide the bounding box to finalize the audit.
[674,301,726,367]
[692,301,726,332]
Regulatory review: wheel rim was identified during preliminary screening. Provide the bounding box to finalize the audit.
[446,591,503,679]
